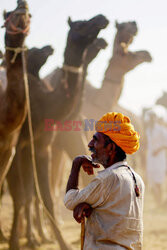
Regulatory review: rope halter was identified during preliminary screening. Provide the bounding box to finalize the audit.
[2,9,30,36]
[5,46,27,63]
[62,64,83,98]
[63,64,83,74]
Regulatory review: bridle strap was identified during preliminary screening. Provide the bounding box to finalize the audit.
[63,64,83,74]
[61,64,83,98]
[119,164,140,197]
[2,12,30,36]
[103,76,121,84]
[5,46,28,63]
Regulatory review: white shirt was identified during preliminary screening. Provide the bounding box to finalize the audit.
[64,161,145,250]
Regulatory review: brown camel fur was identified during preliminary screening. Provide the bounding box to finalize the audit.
[51,21,152,207]
[82,21,152,169]
[0,0,30,243]
[0,0,30,190]
[48,38,108,196]
[6,15,109,250]
[5,45,54,248]
[83,21,152,119]
[27,45,54,80]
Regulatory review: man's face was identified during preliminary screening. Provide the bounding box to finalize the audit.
[88,132,112,166]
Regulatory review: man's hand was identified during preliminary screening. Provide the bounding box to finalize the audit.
[73,202,93,223]
[66,155,100,192]
[74,155,100,175]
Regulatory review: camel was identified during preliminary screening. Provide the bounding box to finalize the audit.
[6,15,109,250]
[83,21,152,119]
[5,45,54,248]
[0,0,30,203]
[82,20,152,176]
[50,21,152,201]
[48,38,108,195]
[27,45,54,80]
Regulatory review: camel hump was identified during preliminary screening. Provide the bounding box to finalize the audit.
[0,67,7,91]
[44,67,63,90]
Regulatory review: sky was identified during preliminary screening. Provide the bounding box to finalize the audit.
[0,0,167,114]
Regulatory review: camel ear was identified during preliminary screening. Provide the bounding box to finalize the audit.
[68,17,73,27]
[3,10,12,20]
[3,10,7,20]
[115,20,119,29]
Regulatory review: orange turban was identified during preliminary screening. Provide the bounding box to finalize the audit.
[95,112,140,154]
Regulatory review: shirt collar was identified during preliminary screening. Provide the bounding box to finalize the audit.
[98,160,127,174]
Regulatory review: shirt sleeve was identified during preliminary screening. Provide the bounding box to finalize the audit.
[64,177,104,210]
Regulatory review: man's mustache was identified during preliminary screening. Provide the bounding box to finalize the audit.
[89,147,96,153]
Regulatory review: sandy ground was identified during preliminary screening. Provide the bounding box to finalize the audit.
[0,184,167,250]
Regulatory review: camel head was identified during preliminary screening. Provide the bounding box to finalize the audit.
[93,38,108,50]
[115,21,137,47]
[83,38,108,65]
[27,45,54,77]
[67,15,109,50]
[156,92,167,108]
[3,0,31,47]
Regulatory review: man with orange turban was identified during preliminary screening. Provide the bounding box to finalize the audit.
[64,112,144,250]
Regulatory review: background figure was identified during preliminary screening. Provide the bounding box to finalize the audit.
[145,107,167,205]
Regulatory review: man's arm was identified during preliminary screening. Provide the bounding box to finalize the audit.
[66,155,100,192]
[64,156,102,211]
[66,157,81,192]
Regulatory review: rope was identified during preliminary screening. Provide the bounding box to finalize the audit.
[63,64,83,74]
[21,46,69,246]
[81,217,85,250]
[6,46,27,63]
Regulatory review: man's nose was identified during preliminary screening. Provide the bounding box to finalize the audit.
[88,139,93,148]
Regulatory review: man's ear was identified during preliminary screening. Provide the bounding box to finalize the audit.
[106,143,113,153]
[107,142,115,154]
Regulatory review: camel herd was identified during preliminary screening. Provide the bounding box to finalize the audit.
[0,0,160,250]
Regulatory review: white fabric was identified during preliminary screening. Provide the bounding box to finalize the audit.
[64,161,145,250]
[146,123,167,184]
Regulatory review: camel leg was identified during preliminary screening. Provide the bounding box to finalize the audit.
[7,145,35,250]
[20,146,40,247]
[0,147,15,191]
[25,200,40,248]
[34,197,51,243]
[0,227,7,242]
[9,203,22,250]
[51,137,67,219]
[51,143,64,199]
[35,144,71,250]
[0,183,8,242]
[7,149,24,250]
[50,144,66,224]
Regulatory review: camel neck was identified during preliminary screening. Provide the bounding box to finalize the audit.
[44,43,86,119]
[0,40,26,133]
[64,43,85,67]
[93,56,124,109]
[112,34,122,55]
[44,67,82,121]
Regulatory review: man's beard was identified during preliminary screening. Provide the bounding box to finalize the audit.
[92,154,110,166]
[89,147,110,166]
